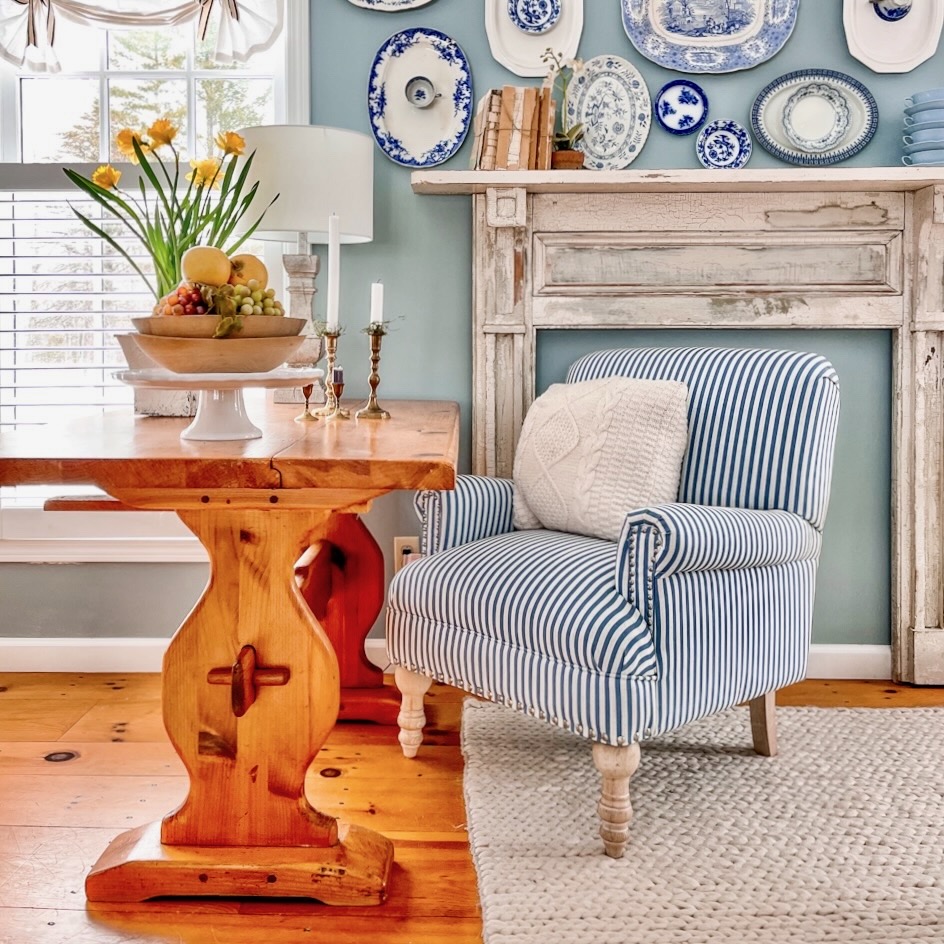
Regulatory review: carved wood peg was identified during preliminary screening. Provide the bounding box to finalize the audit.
[206,645,290,717]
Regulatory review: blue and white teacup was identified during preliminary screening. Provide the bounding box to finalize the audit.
[903,128,944,146]
[907,88,944,106]
[904,109,944,126]
[902,149,944,165]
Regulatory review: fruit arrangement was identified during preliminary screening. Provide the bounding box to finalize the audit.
[152,246,285,338]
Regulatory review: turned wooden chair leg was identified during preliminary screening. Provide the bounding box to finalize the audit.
[748,690,778,757]
[395,666,433,758]
[591,742,642,858]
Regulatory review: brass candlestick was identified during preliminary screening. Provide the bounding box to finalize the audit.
[356,325,390,420]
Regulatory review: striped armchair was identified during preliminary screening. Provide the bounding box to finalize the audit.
[386,348,840,857]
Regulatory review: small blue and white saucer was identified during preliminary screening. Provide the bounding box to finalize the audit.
[696,119,752,169]
[507,0,561,34]
[654,79,708,136]
[872,0,911,21]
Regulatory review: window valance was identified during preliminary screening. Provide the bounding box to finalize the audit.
[0,0,283,72]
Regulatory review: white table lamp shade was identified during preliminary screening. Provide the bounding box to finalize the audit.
[238,125,374,243]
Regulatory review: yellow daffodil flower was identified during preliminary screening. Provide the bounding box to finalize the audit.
[115,128,146,163]
[91,165,121,190]
[215,131,245,156]
[187,158,223,188]
[65,114,277,303]
[147,119,178,149]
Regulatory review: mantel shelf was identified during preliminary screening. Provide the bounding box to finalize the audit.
[411,167,944,195]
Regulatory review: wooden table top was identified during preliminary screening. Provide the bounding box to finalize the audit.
[0,399,460,494]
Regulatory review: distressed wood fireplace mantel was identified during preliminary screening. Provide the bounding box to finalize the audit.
[412,167,944,685]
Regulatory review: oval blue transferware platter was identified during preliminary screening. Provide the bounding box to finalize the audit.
[750,69,878,165]
[621,0,800,73]
[564,54,651,170]
[654,79,709,135]
[367,28,473,168]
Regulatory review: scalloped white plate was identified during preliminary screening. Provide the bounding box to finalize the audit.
[844,0,942,73]
[484,0,583,78]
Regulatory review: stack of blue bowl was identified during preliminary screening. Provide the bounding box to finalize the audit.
[903,88,944,165]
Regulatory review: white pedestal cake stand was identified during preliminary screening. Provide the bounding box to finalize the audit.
[115,368,324,441]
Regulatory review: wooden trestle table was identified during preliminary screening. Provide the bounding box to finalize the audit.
[0,399,459,905]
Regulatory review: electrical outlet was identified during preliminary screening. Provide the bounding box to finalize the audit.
[394,535,420,573]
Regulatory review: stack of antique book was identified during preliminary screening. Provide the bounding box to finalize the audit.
[469,85,556,171]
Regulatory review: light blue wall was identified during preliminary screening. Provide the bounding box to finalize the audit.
[311,0,918,646]
[2,1,926,647]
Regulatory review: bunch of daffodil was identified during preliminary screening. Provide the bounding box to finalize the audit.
[64,119,275,300]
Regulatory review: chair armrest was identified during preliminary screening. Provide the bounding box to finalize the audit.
[415,474,515,555]
[617,504,822,609]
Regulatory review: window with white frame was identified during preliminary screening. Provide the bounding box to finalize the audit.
[0,5,308,561]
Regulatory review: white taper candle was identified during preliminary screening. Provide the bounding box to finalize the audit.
[370,281,384,325]
[326,213,340,331]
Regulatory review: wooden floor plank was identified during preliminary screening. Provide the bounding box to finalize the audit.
[2,672,943,944]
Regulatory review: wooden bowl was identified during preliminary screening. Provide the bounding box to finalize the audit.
[132,334,307,374]
[133,315,307,339]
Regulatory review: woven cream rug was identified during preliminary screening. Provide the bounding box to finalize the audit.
[461,700,944,944]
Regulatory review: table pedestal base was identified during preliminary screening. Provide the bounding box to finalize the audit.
[85,820,394,905]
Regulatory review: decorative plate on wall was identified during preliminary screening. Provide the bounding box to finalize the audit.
[654,79,709,135]
[347,0,436,9]
[843,0,943,73]
[620,0,799,73]
[367,28,473,168]
[484,0,583,77]
[750,69,878,166]
[507,0,562,34]
[564,54,651,169]
[695,118,752,168]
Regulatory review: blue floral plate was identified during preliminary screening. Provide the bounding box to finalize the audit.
[367,28,473,168]
[695,119,752,169]
[507,0,561,34]
[654,79,708,135]
[620,0,799,73]
[564,54,651,170]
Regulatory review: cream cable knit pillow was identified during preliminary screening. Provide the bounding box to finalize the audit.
[513,377,689,542]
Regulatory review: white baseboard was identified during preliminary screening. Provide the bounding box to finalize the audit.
[0,637,392,674]
[805,644,892,681]
[0,638,890,679]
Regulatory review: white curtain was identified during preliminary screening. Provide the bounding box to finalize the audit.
[0,0,283,73]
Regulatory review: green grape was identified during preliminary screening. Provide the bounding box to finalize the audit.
[252,305,263,315]
[239,303,254,315]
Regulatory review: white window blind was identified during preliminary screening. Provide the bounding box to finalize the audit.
[0,187,150,430]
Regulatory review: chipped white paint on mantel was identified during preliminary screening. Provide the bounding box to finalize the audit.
[412,167,944,685]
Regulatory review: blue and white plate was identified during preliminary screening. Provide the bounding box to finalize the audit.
[621,0,800,73]
[564,54,651,170]
[367,28,473,168]
[695,119,752,169]
[347,0,436,9]
[654,79,708,136]
[507,0,561,34]
[751,69,878,165]
[485,0,583,77]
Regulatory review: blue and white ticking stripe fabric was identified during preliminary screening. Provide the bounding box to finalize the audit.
[568,347,840,529]
[387,347,840,748]
[416,474,515,555]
